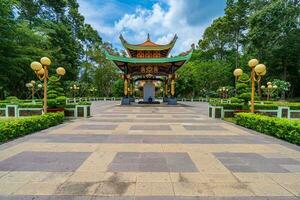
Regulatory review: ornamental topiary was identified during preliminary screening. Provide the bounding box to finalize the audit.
[47,76,66,109]
[236,83,249,95]
[238,92,259,105]
[47,76,64,99]
[6,96,19,103]
[56,96,67,108]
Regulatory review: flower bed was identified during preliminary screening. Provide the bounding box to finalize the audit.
[235,113,300,145]
[0,112,64,143]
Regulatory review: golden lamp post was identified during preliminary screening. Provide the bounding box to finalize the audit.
[30,57,66,114]
[218,87,229,99]
[261,82,277,101]
[90,87,97,97]
[70,84,80,98]
[26,81,43,102]
[25,80,36,102]
[233,59,267,113]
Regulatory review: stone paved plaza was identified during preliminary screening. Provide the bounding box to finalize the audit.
[0,101,300,200]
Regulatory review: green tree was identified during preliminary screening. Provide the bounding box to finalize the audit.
[0,0,50,98]
[94,65,118,97]
[112,78,124,97]
[248,0,300,97]
[271,79,291,99]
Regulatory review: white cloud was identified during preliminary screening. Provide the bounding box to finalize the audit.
[78,0,224,55]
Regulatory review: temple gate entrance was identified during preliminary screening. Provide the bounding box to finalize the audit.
[105,34,193,105]
[143,81,155,102]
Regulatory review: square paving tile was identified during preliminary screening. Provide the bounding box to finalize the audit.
[281,164,300,172]
[77,124,118,130]
[0,152,91,172]
[45,134,109,143]
[183,125,226,131]
[107,152,198,172]
[130,125,171,131]
[214,152,300,173]
[136,115,164,118]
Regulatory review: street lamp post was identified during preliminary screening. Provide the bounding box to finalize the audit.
[30,57,66,114]
[26,81,43,102]
[233,59,267,113]
[89,87,97,97]
[261,82,277,101]
[218,87,229,99]
[25,80,36,102]
[70,84,80,99]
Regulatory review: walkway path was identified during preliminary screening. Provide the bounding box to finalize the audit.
[0,102,299,200]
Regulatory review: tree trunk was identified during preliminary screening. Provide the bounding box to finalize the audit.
[282,58,288,100]
[235,31,239,68]
[258,81,262,99]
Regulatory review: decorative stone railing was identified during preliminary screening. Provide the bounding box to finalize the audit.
[0,104,91,118]
[64,105,91,118]
[66,97,212,104]
[209,105,300,119]
[0,105,43,117]
[66,97,122,104]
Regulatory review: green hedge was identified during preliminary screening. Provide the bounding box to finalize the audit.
[286,103,300,110]
[65,103,77,108]
[78,101,91,105]
[210,103,300,111]
[228,97,244,103]
[253,104,278,110]
[0,103,42,108]
[0,112,64,143]
[210,103,247,110]
[18,103,43,108]
[235,113,300,145]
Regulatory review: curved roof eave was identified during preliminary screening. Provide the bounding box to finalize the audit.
[105,49,192,64]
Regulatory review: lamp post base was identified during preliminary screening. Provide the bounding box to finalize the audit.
[168,97,177,105]
[163,97,169,102]
[129,97,135,103]
[121,97,131,105]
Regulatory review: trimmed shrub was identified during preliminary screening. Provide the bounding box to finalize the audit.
[65,103,77,108]
[47,76,65,108]
[6,96,19,103]
[47,76,64,99]
[78,101,91,105]
[18,103,43,108]
[238,92,259,104]
[228,97,243,103]
[0,112,64,143]
[286,103,300,110]
[210,103,291,111]
[210,103,245,110]
[0,103,6,108]
[254,104,278,110]
[235,113,300,145]
[56,96,67,108]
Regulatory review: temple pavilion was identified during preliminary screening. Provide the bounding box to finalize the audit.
[105,34,193,105]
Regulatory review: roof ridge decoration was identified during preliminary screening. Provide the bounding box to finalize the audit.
[119,33,178,51]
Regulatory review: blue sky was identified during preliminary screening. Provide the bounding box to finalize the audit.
[78,0,226,54]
